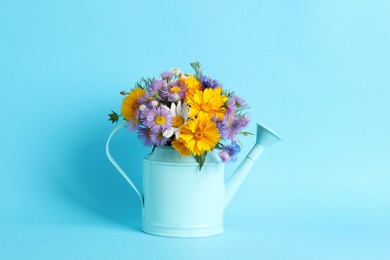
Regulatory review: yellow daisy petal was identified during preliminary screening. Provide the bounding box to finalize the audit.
[186,87,227,119]
[172,139,191,157]
[179,111,220,156]
[121,88,146,120]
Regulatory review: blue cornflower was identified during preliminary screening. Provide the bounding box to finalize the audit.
[200,75,221,89]
[218,141,241,162]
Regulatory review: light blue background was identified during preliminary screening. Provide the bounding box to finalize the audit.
[1,0,389,259]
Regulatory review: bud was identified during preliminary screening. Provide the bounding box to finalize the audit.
[151,100,159,107]
[171,68,187,78]
[139,104,147,111]
[120,91,128,95]
[171,68,182,75]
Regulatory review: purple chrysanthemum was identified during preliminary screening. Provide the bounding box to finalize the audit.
[137,127,153,146]
[200,75,222,89]
[218,141,241,162]
[125,117,139,132]
[150,79,167,93]
[136,105,149,128]
[150,131,170,146]
[159,80,186,102]
[160,71,175,81]
[141,106,173,134]
[138,92,161,109]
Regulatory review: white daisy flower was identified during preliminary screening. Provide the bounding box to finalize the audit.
[163,101,189,139]
[171,68,188,78]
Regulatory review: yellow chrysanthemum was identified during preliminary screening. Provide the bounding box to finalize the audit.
[172,139,191,157]
[179,111,220,156]
[183,75,201,102]
[186,87,227,119]
[121,88,146,120]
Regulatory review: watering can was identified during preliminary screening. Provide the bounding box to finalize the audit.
[106,122,280,238]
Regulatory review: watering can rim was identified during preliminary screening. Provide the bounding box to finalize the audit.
[256,123,282,141]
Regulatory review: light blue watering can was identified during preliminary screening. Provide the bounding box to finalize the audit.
[106,123,280,238]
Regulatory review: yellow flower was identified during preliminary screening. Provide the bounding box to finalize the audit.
[172,139,191,157]
[179,111,220,156]
[183,75,201,102]
[121,88,146,120]
[186,87,227,119]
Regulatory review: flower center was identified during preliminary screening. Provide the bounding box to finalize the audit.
[170,86,181,94]
[194,131,204,140]
[154,115,166,125]
[201,103,212,113]
[157,132,164,139]
[172,115,184,128]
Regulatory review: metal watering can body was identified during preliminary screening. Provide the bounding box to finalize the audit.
[143,147,225,237]
[106,123,280,238]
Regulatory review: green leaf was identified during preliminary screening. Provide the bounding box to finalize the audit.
[222,89,235,98]
[239,131,254,136]
[135,77,155,90]
[194,152,207,171]
[108,111,119,123]
[190,61,202,79]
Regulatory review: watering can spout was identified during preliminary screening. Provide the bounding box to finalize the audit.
[224,123,281,210]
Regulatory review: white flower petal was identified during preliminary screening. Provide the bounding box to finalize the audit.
[163,128,175,138]
[161,104,170,110]
[176,100,182,115]
[170,102,177,116]
[174,131,180,140]
[182,103,189,120]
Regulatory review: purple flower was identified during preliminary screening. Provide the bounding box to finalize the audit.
[217,115,250,140]
[216,118,230,138]
[226,95,247,116]
[137,127,153,146]
[141,106,173,134]
[138,93,161,108]
[200,75,222,89]
[218,151,230,162]
[226,101,236,117]
[138,82,162,106]
[125,117,139,132]
[218,141,241,162]
[235,114,250,129]
[150,79,167,92]
[159,80,186,102]
[150,131,170,146]
[160,71,175,81]
[231,95,247,107]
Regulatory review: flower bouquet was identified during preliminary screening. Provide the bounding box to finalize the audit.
[108,62,251,169]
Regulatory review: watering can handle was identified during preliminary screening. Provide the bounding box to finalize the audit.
[106,122,143,206]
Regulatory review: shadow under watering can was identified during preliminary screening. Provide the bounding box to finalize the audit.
[106,123,281,238]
